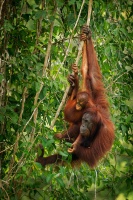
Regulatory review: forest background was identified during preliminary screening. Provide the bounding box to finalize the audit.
[0,0,133,199]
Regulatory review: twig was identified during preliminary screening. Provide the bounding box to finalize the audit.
[54,0,86,80]
[75,0,93,65]
[0,144,15,154]
[50,0,93,129]
[106,71,130,90]
[50,0,86,129]
[0,184,9,200]
[7,133,39,182]
[50,87,69,129]
[18,87,27,123]
[87,0,93,25]
[8,134,19,177]
[5,96,46,180]
[8,86,27,176]
[22,96,46,133]
[0,0,5,20]
[30,3,57,141]
[33,4,57,123]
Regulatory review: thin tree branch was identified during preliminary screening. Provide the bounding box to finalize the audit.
[30,3,57,141]
[33,14,56,124]
[0,184,9,200]
[5,95,46,179]
[54,0,86,80]
[75,0,93,66]
[50,0,93,129]
[50,87,69,129]
[18,87,27,124]
[8,86,27,176]
[0,0,5,20]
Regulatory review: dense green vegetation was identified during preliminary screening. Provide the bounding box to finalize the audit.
[0,0,132,199]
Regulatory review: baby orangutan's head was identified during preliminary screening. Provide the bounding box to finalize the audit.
[76,92,89,110]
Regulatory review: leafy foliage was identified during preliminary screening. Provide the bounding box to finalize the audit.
[0,0,132,199]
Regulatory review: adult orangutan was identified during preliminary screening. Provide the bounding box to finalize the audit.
[36,25,115,168]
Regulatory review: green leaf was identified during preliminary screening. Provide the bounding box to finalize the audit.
[46,174,54,183]
[35,81,41,91]
[59,151,68,157]
[125,66,132,71]
[105,46,111,57]
[26,19,35,30]
[125,148,133,156]
[35,10,46,19]
[56,178,65,187]
[4,20,14,31]
[34,162,43,169]
[0,74,4,82]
